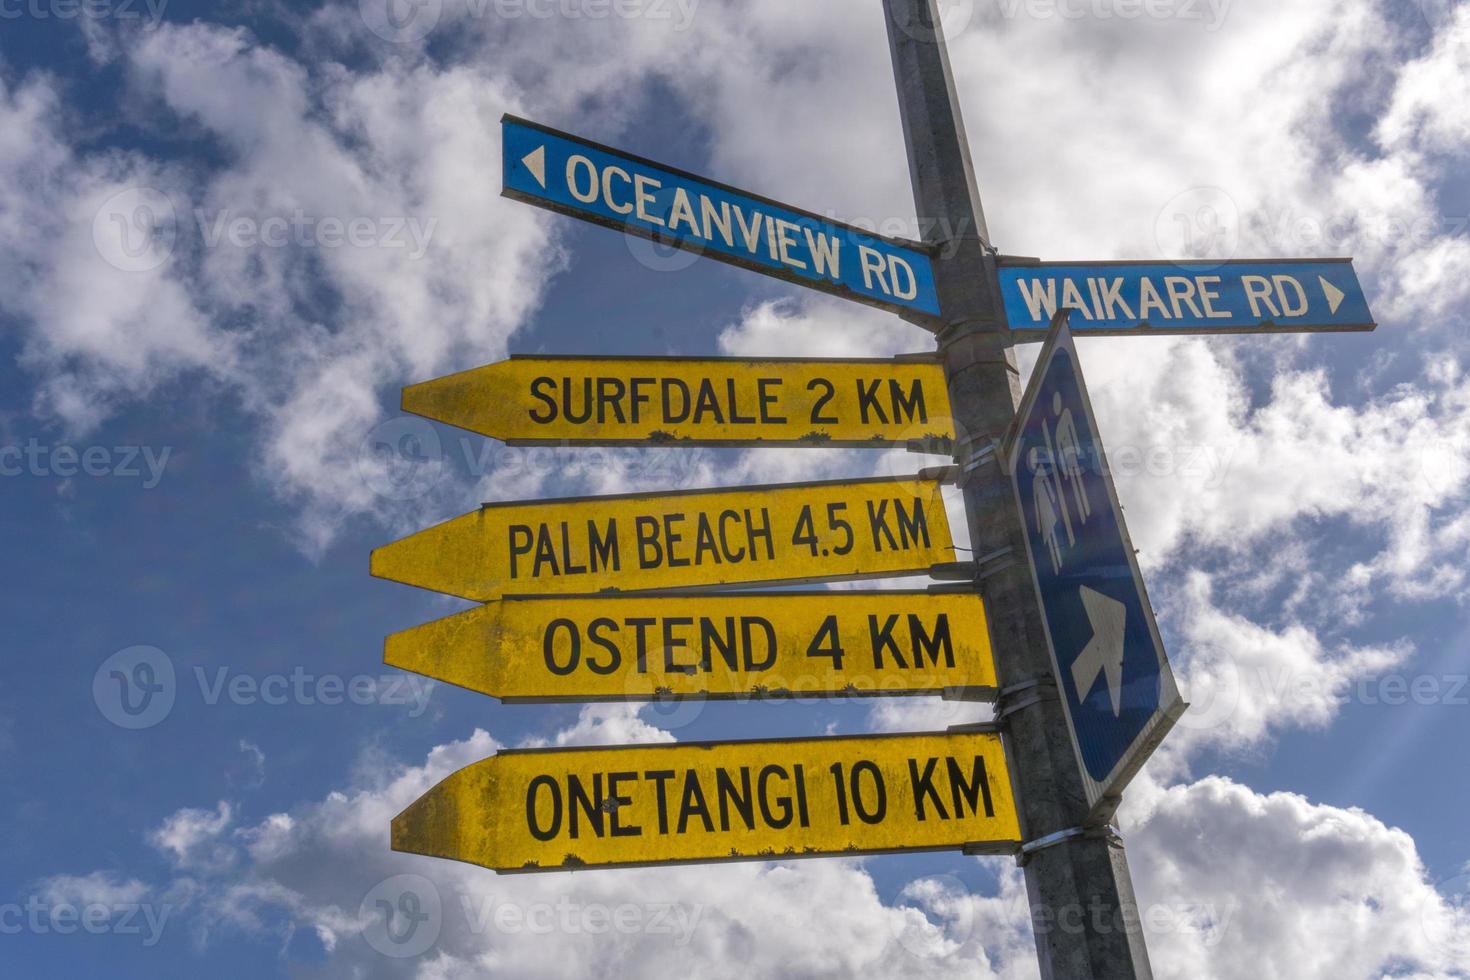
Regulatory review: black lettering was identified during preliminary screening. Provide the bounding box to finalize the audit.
[716,767,756,831]
[586,618,621,675]
[677,770,714,834]
[597,377,627,423]
[727,379,756,424]
[895,497,930,549]
[850,761,887,824]
[508,525,534,578]
[743,618,777,671]
[607,772,641,838]
[718,510,746,562]
[636,516,663,569]
[532,525,559,577]
[663,513,689,568]
[526,775,562,841]
[560,521,587,575]
[909,614,954,669]
[794,763,810,827]
[757,765,793,829]
[646,769,676,834]
[544,619,579,676]
[529,377,558,424]
[947,756,995,819]
[567,773,605,839]
[564,377,592,424]
[692,379,724,424]
[869,614,904,668]
[857,379,888,424]
[662,378,691,423]
[588,519,619,572]
[757,378,786,424]
[702,617,738,672]
[628,618,655,674]
[747,508,774,560]
[891,378,927,424]
[908,757,948,821]
[663,617,696,674]
[807,616,846,670]
[868,500,899,551]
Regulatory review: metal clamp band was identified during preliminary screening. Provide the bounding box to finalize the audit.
[993,675,1057,724]
[1018,825,1123,864]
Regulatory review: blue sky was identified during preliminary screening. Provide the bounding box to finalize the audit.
[2,0,1469,977]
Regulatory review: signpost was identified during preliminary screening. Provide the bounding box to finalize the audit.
[502,115,941,318]
[371,475,954,601]
[392,731,1020,873]
[1008,318,1186,818]
[998,258,1373,336]
[385,591,996,702]
[364,2,1379,974]
[401,355,954,447]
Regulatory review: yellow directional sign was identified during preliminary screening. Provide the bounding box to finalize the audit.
[401,355,955,447]
[371,475,954,601]
[386,591,996,702]
[392,730,1020,873]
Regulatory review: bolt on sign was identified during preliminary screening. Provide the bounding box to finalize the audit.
[385,591,997,702]
[371,475,954,602]
[502,115,941,317]
[392,731,1020,873]
[401,355,955,447]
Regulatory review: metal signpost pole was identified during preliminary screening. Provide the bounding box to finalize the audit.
[881,1,1155,976]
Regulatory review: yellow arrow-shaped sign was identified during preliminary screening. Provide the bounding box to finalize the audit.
[371,475,955,601]
[401,355,954,447]
[386,591,996,702]
[392,730,1020,873]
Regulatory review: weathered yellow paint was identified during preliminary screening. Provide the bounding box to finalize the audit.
[386,591,996,702]
[392,731,1020,873]
[402,356,954,446]
[370,476,954,601]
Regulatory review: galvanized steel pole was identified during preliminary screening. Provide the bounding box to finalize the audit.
[881,1,1155,976]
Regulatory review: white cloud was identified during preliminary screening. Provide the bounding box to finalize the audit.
[35,872,152,909]
[1123,775,1470,979]
[521,703,678,747]
[151,801,238,873]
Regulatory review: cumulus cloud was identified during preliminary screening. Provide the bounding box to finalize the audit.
[1123,775,1470,979]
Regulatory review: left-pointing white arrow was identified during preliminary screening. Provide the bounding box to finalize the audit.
[1074,586,1127,717]
[522,146,547,189]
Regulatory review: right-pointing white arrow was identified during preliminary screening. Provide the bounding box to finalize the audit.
[522,146,547,190]
[1319,276,1345,315]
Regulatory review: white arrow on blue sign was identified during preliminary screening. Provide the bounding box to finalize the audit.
[1008,314,1187,819]
[998,258,1373,336]
[501,115,941,318]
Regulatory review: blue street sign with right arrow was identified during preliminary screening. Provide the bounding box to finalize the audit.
[1009,316,1187,818]
[998,258,1373,337]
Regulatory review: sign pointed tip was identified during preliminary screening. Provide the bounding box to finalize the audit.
[1319,276,1346,315]
[522,145,546,189]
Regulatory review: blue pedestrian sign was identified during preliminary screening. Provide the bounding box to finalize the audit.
[1009,316,1186,818]
[998,258,1373,337]
[502,116,941,318]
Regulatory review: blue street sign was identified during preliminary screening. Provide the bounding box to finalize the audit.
[502,116,941,318]
[1009,316,1186,817]
[998,258,1373,336]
